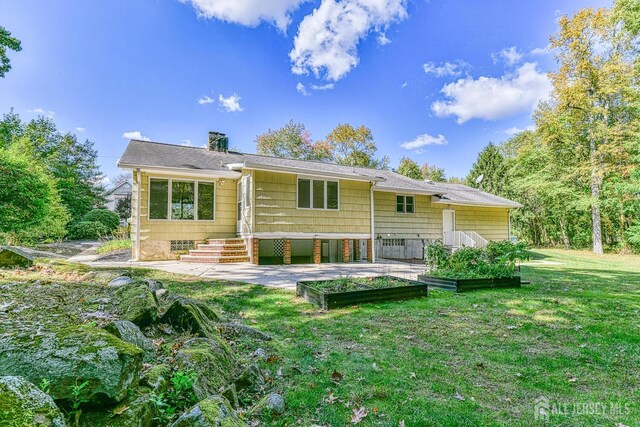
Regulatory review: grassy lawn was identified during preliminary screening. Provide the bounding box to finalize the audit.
[95,238,132,254]
[2,249,639,426]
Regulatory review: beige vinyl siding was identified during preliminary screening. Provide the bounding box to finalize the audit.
[374,192,441,239]
[453,205,510,240]
[374,191,510,241]
[137,171,237,260]
[253,170,371,234]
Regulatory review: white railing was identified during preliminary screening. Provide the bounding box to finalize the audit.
[443,231,489,248]
[463,231,489,248]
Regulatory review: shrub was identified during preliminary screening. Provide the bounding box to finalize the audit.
[82,209,119,233]
[68,221,108,240]
[424,240,530,279]
[424,239,450,270]
[625,224,640,253]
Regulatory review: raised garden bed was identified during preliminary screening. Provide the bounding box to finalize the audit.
[296,276,428,310]
[417,274,521,292]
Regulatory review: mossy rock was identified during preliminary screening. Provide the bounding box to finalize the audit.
[0,376,66,427]
[0,247,34,268]
[104,321,155,362]
[80,393,157,427]
[140,364,170,394]
[114,283,158,327]
[174,338,236,400]
[160,297,221,339]
[169,395,242,427]
[247,393,285,417]
[0,325,143,405]
[233,363,264,394]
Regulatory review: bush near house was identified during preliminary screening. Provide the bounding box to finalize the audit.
[67,221,108,240]
[425,240,529,279]
[82,209,120,233]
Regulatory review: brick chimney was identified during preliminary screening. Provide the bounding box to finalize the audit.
[208,131,229,152]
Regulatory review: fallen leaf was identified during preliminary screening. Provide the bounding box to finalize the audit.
[325,390,337,405]
[454,393,465,401]
[409,372,417,379]
[399,421,406,427]
[266,355,279,364]
[351,407,368,424]
[568,377,578,383]
[112,405,130,416]
[330,370,344,383]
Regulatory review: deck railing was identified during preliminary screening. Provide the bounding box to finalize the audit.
[443,231,489,248]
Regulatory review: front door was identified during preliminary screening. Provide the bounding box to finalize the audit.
[443,209,455,245]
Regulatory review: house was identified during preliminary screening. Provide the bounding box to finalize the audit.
[117,132,521,264]
[104,181,132,212]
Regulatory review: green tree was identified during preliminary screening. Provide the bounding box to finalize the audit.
[256,120,331,161]
[465,143,508,196]
[396,157,422,180]
[535,6,640,254]
[1,113,105,221]
[421,162,447,182]
[324,124,389,168]
[0,26,21,78]
[0,140,66,242]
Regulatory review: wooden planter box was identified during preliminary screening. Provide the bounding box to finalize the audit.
[417,275,521,292]
[296,276,429,310]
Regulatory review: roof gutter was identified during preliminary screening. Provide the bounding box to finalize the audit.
[117,163,242,179]
[240,162,387,183]
[431,198,522,208]
[373,187,442,196]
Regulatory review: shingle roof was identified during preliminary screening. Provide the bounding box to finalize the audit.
[420,181,522,208]
[118,140,521,207]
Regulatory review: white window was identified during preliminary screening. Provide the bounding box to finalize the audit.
[148,178,215,221]
[396,195,414,214]
[297,177,339,210]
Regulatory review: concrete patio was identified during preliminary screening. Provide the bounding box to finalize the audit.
[86,258,426,290]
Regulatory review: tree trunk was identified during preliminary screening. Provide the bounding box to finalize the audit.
[560,219,571,249]
[590,137,603,255]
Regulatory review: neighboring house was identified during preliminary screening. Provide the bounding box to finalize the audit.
[117,132,521,264]
[104,181,132,212]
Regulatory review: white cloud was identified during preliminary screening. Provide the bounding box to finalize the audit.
[423,61,467,77]
[218,93,244,112]
[431,62,552,124]
[311,83,335,90]
[492,46,523,66]
[296,82,310,96]
[290,0,408,81]
[377,32,391,46]
[530,45,551,56]
[401,81,407,88]
[181,139,193,146]
[180,0,308,31]
[198,95,215,105]
[76,127,86,133]
[27,108,55,118]
[504,125,534,135]
[122,131,151,141]
[400,133,448,150]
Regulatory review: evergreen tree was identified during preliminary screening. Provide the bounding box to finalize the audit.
[465,143,508,196]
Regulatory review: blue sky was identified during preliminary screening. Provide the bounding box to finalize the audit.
[0,0,612,182]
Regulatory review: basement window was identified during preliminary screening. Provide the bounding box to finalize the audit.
[170,240,194,251]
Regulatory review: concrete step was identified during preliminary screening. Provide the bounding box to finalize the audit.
[188,249,249,257]
[206,238,245,244]
[180,255,251,264]
[197,243,247,250]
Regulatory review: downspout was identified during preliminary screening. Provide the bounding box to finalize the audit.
[135,168,141,261]
[370,182,376,262]
[508,210,512,241]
